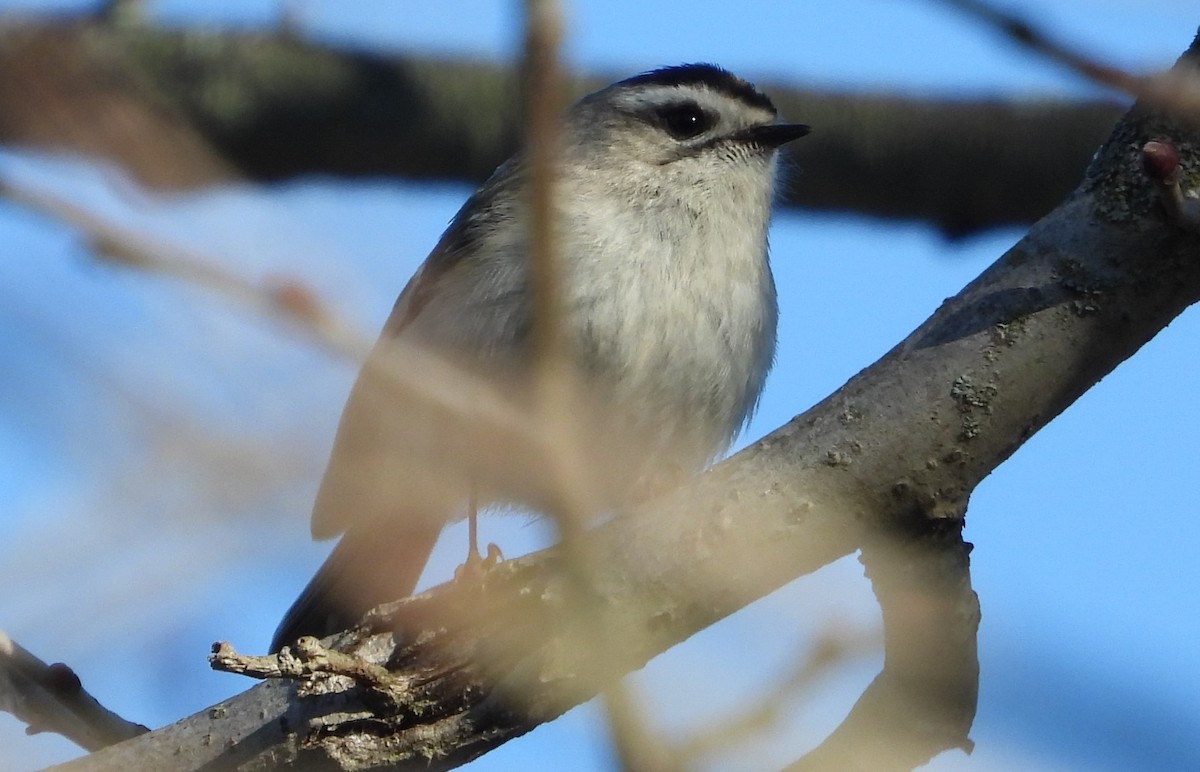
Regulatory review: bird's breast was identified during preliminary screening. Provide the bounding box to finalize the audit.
[561,193,778,462]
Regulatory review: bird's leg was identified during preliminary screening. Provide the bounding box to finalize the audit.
[454,487,503,583]
[467,487,480,561]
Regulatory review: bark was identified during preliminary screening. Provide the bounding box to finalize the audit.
[43,31,1200,771]
[0,18,1122,236]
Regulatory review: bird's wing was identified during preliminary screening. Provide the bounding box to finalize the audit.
[274,172,530,649]
[309,234,481,540]
[272,238,491,649]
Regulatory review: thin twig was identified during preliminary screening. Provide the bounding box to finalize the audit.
[0,177,362,356]
[0,176,547,491]
[0,630,148,751]
[523,0,568,388]
[211,639,393,686]
[518,3,674,771]
[935,0,1200,118]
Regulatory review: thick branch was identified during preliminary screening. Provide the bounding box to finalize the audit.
[46,37,1200,771]
[0,19,1122,235]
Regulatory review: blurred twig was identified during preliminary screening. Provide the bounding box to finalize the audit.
[518,3,673,771]
[938,0,1144,91]
[0,176,553,497]
[937,0,1200,119]
[0,177,361,356]
[523,0,567,388]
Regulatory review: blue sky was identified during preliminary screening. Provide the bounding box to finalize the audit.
[1,1,1199,770]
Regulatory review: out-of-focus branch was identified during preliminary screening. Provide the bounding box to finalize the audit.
[0,177,358,349]
[0,631,147,751]
[0,22,237,187]
[0,176,593,514]
[937,0,1150,94]
[517,5,673,770]
[938,0,1200,119]
[0,18,1124,235]
[522,0,566,384]
[95,0,145,25]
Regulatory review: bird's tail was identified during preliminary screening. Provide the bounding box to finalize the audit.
[270,525,441,652]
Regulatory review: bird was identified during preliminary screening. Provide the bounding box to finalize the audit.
[271,63,809,652]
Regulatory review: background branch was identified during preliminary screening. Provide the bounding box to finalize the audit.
[0,17,1124,236]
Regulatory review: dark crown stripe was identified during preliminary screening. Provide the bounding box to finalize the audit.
[616,63,776,114]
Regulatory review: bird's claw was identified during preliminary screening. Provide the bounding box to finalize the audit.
[454,542,504,584]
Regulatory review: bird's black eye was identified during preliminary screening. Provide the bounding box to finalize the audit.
[657,102,715,140]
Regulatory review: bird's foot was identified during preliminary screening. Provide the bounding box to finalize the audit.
[454,542,504,585]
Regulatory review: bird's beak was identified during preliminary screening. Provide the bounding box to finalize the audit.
[740,123,811,148]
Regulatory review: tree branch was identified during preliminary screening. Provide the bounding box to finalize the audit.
[0,631,147,752]
[788,527,978,770]
[0,17,1123,235]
